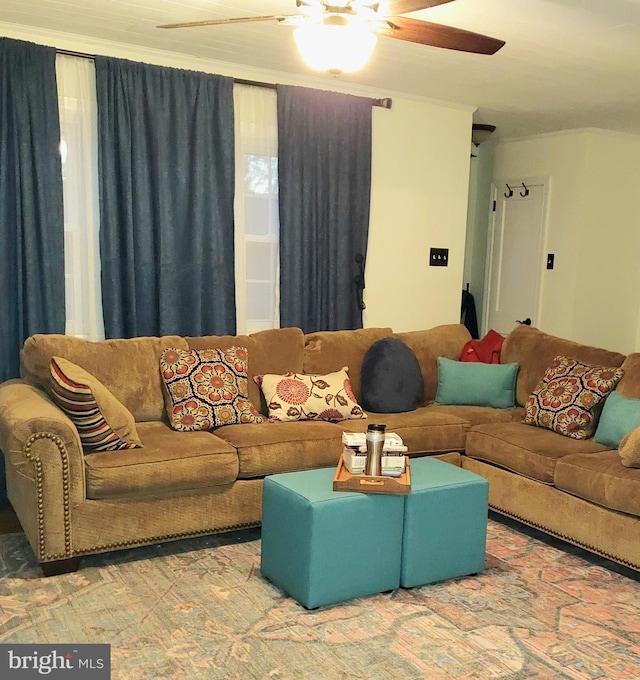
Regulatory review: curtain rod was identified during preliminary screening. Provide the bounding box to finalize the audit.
[55,48,392,109]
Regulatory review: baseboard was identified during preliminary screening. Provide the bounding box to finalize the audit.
[0,507,22,534]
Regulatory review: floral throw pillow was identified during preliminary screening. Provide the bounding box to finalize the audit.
[522,355,624,439]
[254,367,366,423]
[160,347,264,431]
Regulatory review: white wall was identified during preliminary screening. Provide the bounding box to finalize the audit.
[365,100,472,331]
[494,129,640,354]
[1,22,474,334]
[573,133,640,353]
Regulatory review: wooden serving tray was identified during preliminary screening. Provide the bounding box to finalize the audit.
[333,458,411,495]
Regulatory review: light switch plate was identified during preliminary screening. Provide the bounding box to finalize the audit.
[430,248,449,267]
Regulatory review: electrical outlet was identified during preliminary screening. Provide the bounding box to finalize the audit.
[430,248,449,267]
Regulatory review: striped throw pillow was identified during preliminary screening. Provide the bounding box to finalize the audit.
[50,357,142,452]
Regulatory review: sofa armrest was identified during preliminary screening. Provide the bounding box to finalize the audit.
[0,379,87,560]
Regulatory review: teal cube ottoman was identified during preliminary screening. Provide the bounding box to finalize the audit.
[401,457,489,588]
[261,467,405,609]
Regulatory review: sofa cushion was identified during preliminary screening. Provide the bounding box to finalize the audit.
[85,421,238,500]
[501,325,625,407]
[594,391,640,449]
[360,338,423,413]
[21,334,188,422]
[434,358,518,409]
[554,450,640,518]
[393,324,472,404]
[185,333,254,398]
[303,327,393,403]
[340,406,470,455]
[614,352,640,399]
[213,420,345,478]
[50,357,142,452]
[522,356,623,440]
[430,404,525,428]
[255,368,366,423]
[186,327,304,416]
[465,422,610,484]
[619,427,640,468]
[160,347,265,431]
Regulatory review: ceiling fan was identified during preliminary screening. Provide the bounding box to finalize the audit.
[157,1,506,59]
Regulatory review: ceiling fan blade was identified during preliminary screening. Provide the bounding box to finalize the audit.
[157,15,290,29]
[384,0,456,14]
[381,17,505,54]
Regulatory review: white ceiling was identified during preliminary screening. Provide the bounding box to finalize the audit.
[2,0,640,140]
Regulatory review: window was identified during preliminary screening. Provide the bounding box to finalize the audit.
[56,55,104,340]
[56,62,280,339]
[233,85,280,334]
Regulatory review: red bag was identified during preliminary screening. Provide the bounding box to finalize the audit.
[459,329,505,364]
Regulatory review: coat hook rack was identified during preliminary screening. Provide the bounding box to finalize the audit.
[504,183,513,198]
[520,182,530,197]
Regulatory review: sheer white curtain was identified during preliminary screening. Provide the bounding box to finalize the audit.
[56,55,104,340]
[233,85,279,334]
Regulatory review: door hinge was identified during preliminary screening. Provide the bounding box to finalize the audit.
[492,200,497,211]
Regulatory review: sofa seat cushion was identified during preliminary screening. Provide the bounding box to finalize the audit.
[554,450,640,518]
[213,421,344,478]
[465,422,610,484]
[85,421,238,500]
[429,405,525,428]
[339,406,470,454]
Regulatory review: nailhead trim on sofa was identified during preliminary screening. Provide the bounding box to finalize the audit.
[490,504,638,570]
[24,432,72,560]
[66,522,262,557]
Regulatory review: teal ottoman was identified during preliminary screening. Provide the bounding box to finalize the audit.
[261,467,405,609]
[400,457,489,588]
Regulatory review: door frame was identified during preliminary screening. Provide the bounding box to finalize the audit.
[482,175,551,336]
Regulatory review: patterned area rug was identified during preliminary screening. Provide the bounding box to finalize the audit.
[1,517,639,679]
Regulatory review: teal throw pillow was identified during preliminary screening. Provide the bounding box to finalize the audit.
[435,357,518,409]
[594,391,640,448]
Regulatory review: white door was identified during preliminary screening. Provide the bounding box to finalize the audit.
[484,179,548,336]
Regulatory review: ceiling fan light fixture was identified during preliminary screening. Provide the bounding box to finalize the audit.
[293,19,378,74]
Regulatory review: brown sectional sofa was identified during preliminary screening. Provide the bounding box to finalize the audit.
[0,323,639,576]
[462,326,640,571]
